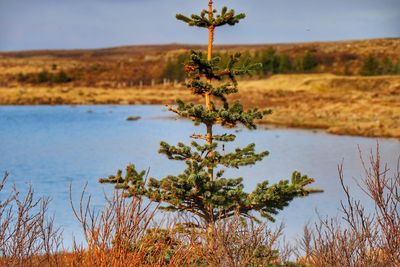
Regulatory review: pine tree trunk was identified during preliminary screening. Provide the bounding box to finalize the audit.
[207,1,214,62]
[206,0,214,182]
[206,0,216,250]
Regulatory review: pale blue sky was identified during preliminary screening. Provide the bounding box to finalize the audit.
[0,0,399,51]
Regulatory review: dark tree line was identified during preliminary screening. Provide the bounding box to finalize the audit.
[163,49,400,81]
[359,55,400,76]
[16,70,73,84]
[163,48,320,81]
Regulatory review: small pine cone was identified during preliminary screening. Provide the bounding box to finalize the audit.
[184,63,196,73]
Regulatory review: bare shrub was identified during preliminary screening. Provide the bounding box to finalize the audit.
[69,184,195,266]
[68,187,290,267]
[296,145,400,267]
[178,214,285,267]
[0,172,63,267]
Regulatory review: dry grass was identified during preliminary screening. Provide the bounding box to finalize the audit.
[0,85,193,105]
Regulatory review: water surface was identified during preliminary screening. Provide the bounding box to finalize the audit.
[0,105,399,245]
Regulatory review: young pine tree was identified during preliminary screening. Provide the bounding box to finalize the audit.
[100,0,319,227]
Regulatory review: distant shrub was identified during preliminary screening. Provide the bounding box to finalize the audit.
[317,53,335,67]
[396,59,400,74]
[16,72,29,83]
[36,70,51,83]
[342,63,352,76]
[339,52,358,62]
[162,53,190,82]
[301,51,319,72]
[360,55,380,76]
[89,63,108,73]
[278,53,293,73]
[260,48,280,74]
[52,70,72,83]
[380,57,394,75]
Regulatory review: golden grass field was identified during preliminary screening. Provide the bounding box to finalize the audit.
[1,73,399,138]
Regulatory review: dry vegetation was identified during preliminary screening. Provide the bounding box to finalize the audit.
[296,146,400,267]
[1,146,399,266]
[1,38,399,84]
[0,173,63,267]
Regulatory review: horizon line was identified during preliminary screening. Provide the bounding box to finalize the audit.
[1,37,399,54]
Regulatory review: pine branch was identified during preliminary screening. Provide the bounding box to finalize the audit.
[220,144,269,168]
[159,141,202,161]
[168,100,271,129]
[176,7,245,28]
[213,134,236,142]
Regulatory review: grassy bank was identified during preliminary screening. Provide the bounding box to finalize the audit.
[1,73,399,138]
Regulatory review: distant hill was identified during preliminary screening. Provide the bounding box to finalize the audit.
[0,38,399,87]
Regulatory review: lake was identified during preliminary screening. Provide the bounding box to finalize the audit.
[0,105,399,246]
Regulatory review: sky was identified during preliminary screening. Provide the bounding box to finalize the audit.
[0,0,399,51]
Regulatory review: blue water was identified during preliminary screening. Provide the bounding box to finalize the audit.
[0,105,399,246]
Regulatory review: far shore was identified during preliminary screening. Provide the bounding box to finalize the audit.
[1,74,399,139]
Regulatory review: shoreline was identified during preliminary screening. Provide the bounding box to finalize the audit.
[1,103,399,141]
[1,74,399,139]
